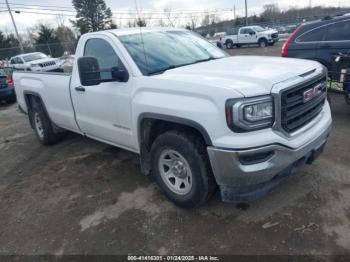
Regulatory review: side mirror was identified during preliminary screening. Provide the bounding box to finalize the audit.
[78,57,101,86]
[111,67,129,82]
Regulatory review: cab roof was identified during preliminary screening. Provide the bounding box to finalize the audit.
[105,27,186,37]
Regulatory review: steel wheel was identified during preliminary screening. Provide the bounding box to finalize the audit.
[259,40,267,48]
[34,112,44,140]
[158,149,193,195]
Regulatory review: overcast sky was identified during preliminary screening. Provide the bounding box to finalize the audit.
[1,0,350,34]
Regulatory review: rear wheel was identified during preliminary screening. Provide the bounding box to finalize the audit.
[150,131,216,208]
[30,98,59,145]
[226,40,234,49]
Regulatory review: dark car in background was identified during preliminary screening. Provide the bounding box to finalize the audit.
[0,69,16,104]
[282,14,350,72]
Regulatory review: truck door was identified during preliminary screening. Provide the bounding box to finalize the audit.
[239,28,256,44]
[70,35,134,150]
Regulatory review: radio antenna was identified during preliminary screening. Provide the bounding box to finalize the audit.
[134,0,149,72]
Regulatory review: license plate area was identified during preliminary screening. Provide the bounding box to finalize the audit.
[306,142,326,164]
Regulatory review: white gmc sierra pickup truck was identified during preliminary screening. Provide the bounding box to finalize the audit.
[14,28,332,208]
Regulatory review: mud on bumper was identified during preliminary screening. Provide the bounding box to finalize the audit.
[207,125,331,203]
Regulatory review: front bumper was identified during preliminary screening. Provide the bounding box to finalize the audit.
[207,123,331,202]
[269,38,279,43]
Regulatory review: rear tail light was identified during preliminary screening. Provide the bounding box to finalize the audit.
[282,26,301,57]
[6,75,14,87]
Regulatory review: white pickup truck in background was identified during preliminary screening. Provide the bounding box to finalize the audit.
[9,52,63,72]
[224,26,279,48]
[14,28,331,207]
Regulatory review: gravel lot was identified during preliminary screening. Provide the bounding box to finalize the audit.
[1,42,350,256]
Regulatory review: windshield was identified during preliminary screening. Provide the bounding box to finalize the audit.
[251,26,266,32]
[22,53,48,62]
[118,30,227,75]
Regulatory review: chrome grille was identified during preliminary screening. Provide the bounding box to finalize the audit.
[271,33,278,39]
[281,77,327,133]
[39,61,56,67]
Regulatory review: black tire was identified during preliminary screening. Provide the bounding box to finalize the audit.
[236,44,241,48]
[226,40,234,49]
[150,131,216,208]
[258,38,268,48]
[30,98,59,145]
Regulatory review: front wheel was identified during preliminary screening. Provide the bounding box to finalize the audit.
[259,39,268,48]
[150,131,216,208]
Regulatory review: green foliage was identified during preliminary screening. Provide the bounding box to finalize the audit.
[0,31,20,59]
[135,18,147,27]
[0,32,19,49]
[71,0,117,34]
[34,24,64,57]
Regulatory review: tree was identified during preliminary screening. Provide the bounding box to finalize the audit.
[186,15,199,30]
[56,25,76,43]
[34,24,63,57]
[201,13,210,27]
[0,32,5,47]
[0,31,23,59]
[56,25,77,54]
[163,8,176,27]
[71,0,117,34]
[261,4,280,23]
[135,17,147,27]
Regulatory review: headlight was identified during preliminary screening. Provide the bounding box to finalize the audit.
[226,96,274,132]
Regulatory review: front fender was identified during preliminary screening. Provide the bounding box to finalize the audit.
[132,89,224,150]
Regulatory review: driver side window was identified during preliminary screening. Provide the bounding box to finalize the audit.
[84,38,125,81]
[15,57,23,64]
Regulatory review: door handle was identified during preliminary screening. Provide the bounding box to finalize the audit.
[75,86,85,92]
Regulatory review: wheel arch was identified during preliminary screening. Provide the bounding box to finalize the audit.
[137,113,213,175]
[23,91,52,129]
[258,37,268,43]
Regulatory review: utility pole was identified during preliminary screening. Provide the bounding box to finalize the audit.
[233,5,236,20]
[5,0,24,53]
[309,0,312,8]
[245,0,248,26]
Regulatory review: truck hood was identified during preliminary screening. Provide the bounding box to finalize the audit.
[262,29,278,34]
[155,56,320,97]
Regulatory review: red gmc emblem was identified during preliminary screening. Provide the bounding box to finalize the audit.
[303,82,323,103]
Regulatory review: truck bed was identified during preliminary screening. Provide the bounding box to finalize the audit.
[14,71,79,131]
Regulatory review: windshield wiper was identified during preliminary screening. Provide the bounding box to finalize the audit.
[147,57,219,76]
